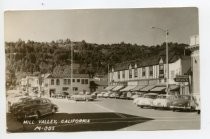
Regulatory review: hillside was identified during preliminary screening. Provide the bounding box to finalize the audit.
[5,39,191,87]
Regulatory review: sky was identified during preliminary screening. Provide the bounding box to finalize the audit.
[4,7,198,46]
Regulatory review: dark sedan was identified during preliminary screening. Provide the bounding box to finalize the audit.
[12,97,58,120]
[170,95,196,112]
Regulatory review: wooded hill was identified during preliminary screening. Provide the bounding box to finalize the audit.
[5,39,191,79]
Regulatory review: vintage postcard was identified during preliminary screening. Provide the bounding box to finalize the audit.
[4,7,200,132]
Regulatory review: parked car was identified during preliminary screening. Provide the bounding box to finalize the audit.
[97,92,106,98]
[10,97,33,113]
[12,97,58,120]
[152,94,176,109]
[137,93,158,108]
[52,93,65,99]
[103,92,112,98]
[133,95,144,105]
[170,95,197,112]
[131,92,144,100]
[71,94,95,101]
[119,92,128,99]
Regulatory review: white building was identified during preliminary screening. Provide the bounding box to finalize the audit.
[43,73,90,97]
[20,76,41,96]
[108,55,191,94]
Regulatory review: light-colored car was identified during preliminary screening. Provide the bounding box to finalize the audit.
[152,94,175,109]
[71,94,95,101]
[137,93,158,108]
[133,96,144,105]
[97,92,106,98]
[103,92,112,98]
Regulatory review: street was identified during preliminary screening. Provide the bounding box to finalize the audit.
[7,98,200,132]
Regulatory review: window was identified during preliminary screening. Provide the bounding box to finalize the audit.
[159,64,164,78]
[85,79,88,84]
[81,79,85,84]
[129,69,132,78]
[118,71,120,79]
[142,67,146,77]
[72,79,75,82]
[134,68,138,78]
[149,66,153,76]
[63,79,67,85]
[51,79,54,85]
[73,87,78,91]
[171,70,175,78]
[68,79,71,85]
[122,71,125,78]
[77,79,80,83]
[62,87,69,91]
[56,79,60,85]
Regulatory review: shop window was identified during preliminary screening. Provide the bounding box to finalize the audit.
[73,87,78,91]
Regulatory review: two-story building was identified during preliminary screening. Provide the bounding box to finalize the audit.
[43,73,90,97]
[107,54,191,95]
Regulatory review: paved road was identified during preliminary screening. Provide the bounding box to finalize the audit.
[7,98,200,132]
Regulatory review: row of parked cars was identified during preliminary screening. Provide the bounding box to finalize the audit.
[133,93,200,114]
[97,91,137,99]
[8,95,58,120]
[51,92,97,101]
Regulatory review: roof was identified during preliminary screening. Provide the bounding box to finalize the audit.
[47,73,89,78]
[113,54,190,71]
[93,80,108,86]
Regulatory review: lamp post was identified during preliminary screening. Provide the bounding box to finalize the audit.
[151,27,169,95]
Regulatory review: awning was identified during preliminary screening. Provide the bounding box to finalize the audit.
[120,85,137,92]
[169,85,180,91]
[131,85,147,91]
[140,85,156,92]
[105,86,116,91]
[112,86,124,91]
[150,86,166,92]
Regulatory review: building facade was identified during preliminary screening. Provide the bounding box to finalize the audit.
[187,35,199,95]
[108,55,191,94]
[20,76,41,96]
[43,74,90,97]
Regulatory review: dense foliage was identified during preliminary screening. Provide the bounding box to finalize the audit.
[5,39,190,83]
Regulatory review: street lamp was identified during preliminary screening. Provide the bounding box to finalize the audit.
[151,27,169,95]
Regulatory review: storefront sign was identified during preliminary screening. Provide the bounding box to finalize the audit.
[174,75,189,82]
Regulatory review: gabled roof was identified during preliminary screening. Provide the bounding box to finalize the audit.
[113,54,189,71]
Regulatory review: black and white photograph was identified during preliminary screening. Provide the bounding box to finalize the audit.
[4,7,200,132]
